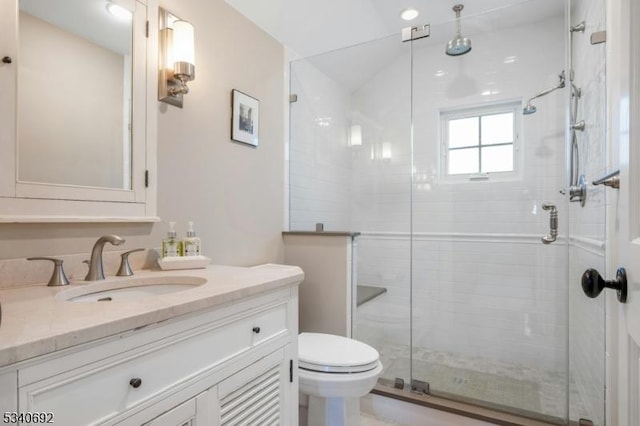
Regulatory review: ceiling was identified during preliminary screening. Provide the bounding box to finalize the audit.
[20,0,132,55]
[225,0,564,59]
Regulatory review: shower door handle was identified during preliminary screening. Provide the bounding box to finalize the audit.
[541,203,558,244]
[581,267,627,303]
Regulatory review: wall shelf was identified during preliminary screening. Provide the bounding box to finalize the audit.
[356,285,387,307]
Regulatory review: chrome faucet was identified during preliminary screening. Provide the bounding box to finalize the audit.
[85,235,125,281]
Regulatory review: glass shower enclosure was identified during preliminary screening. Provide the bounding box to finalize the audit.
[289,0,605,423]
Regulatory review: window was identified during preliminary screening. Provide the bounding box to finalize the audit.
[441,102,520,179]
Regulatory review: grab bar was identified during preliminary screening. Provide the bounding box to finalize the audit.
[541,203,558,245]
[593,169,620,189]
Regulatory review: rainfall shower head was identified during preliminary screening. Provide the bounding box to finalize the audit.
[522,71,566,115]
[446,4,472,56]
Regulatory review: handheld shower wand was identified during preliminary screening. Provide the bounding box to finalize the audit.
[522,70,586,206]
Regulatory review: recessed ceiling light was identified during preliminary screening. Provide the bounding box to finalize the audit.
[400,8,419,21]
[106,3,132,20]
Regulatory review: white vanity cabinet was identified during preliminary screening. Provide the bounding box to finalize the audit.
[138,347,289,426]
[10,286,298,425]
[142,390,216,426]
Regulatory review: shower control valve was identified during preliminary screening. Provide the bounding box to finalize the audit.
[569,175,587,206]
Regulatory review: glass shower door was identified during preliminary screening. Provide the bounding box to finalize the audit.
[567,0,607,423]
[289,35,414,385]
[288,0,607,422]
[410,1,570,421]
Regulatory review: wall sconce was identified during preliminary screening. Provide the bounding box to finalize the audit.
[349,125,362,146]
[159,8,195,108]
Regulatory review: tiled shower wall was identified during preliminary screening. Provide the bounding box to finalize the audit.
[568,0,607,423]
[350,17,568,373]
[290,13,568,373]
[289,61,352,231]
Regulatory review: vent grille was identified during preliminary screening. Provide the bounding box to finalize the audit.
[220,366,281,425]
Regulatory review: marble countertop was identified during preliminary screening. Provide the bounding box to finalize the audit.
[0,264,304,368]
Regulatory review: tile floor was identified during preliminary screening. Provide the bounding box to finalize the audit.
[359,394,498,426]
[360,412,404,426]
[374,344,580,421]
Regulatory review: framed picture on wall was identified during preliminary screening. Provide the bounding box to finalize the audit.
[231,89,259,147]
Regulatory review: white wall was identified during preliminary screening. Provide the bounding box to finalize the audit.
[0,0,286,269]
[568,0,607,423]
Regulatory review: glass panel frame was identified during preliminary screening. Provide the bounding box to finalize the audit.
[289,34,414,386]
[411,3,569,421]
[285,0,605,423]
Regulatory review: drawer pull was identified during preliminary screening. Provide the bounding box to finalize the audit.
[129,378,142,388]
[252,326,261,334]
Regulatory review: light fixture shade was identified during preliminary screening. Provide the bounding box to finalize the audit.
[158,8,196,108]
[350,125,362,146]
[400,8,419,21]
[106,3,132,20]
[172,20,195,66]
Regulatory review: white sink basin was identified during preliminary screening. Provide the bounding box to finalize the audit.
[56,276,206,302]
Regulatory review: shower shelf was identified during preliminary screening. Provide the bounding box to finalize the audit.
[357,285,387,307]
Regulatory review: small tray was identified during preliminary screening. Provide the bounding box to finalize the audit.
[157,255,211,270]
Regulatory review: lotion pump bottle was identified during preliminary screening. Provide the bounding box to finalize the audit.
[183,221,201,256]
[162,221,183,257]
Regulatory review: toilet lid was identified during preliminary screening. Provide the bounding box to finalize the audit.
[298,333,380,373]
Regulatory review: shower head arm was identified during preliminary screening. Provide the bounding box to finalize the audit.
[452,4,464,37]
[454,10,462,37]
[526,70,566,102]
[526,80,566,104]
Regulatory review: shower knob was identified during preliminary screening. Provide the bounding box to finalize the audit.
[581,267,627,303]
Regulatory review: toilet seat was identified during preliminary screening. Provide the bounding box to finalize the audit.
[299,333,380,373]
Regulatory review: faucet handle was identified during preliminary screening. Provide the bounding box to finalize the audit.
[116,249,145,277]
[27,257,70,286]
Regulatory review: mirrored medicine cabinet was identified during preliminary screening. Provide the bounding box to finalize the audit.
[0,0,158,222]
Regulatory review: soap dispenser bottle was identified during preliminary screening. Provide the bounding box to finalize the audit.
[183,221,201,256]
[162,221,183,257]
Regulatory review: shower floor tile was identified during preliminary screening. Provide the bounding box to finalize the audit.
[375,344,580,421]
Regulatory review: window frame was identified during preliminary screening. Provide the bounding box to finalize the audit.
[440,101,522,182]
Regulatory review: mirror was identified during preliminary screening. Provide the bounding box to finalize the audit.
[17,0,133,190]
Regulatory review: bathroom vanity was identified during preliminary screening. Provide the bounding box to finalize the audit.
[0,264,303,425]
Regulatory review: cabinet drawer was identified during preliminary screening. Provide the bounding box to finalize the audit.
[19,302,288,426]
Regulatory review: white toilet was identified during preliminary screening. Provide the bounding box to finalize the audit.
[298,332,383,426]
